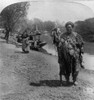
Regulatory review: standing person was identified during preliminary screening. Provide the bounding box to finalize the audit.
[51,27,61,47]
[58,21,84,85]
[4,28,10,43]
[22,29,30,53]
[51,27,61,56]
[34,31,41,50]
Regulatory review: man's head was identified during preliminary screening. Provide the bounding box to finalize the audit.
[65,21,74,33]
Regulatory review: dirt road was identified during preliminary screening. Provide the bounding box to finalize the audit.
[0,39,94,100]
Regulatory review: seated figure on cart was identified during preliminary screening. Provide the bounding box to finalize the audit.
[31,30,47,51]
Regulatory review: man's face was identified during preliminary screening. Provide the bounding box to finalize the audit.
[66,25,73,33]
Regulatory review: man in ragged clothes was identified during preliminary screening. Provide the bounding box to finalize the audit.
[58,21,84,85]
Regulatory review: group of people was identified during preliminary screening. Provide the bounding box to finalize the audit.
[51,21,84,86]
[21,28,46,53]
[17,21,84,86]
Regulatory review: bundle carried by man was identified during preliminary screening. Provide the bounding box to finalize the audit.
[59,35,80,59]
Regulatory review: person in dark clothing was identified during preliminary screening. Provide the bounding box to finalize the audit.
[21,30,29,39]
[58,21,84,85]
[4,29,10,43]
[29,34,33,40]
[21,29,30,53]
[34,32,46,50]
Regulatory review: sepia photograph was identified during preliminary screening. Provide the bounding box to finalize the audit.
[0,0,94,100]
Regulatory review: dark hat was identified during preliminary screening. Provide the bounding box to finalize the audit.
[65,21,74,28]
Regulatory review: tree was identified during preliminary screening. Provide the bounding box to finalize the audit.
[43,21,55,33]
[13,18,29,35]
[75,18,94,42]
[0,2,29,43]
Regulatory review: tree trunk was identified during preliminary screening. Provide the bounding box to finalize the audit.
[5,30,10,43]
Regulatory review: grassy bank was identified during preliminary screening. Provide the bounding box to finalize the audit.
[84,42,94,55]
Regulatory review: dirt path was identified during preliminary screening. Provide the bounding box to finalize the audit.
[0,41,29,97]
[0,39,94,100]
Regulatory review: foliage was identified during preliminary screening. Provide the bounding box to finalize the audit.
[0,2,29,33]
[75,18,94,42]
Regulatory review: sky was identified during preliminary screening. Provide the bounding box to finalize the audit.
[0,0,94,23]
[26,1,94,23]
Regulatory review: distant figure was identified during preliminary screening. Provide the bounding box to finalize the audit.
[51,27,61,56]
[34,31,46,50]
[34,31,41,50]
[58,21,84,85]
[29,34,33,41]
[51,27,61,47]
[16,34,22,43]
[21,29,29,39]
[4,28,10,43]
[22,29,30,53]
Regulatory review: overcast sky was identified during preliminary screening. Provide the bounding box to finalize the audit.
[26,1,94,23]
[0,0,94,23]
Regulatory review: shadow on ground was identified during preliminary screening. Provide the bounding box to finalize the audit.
[30,80,73,87]
[15,51,29,54]
[15,48,52,55]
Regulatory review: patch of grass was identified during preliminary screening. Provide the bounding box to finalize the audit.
[84,42,94,55]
